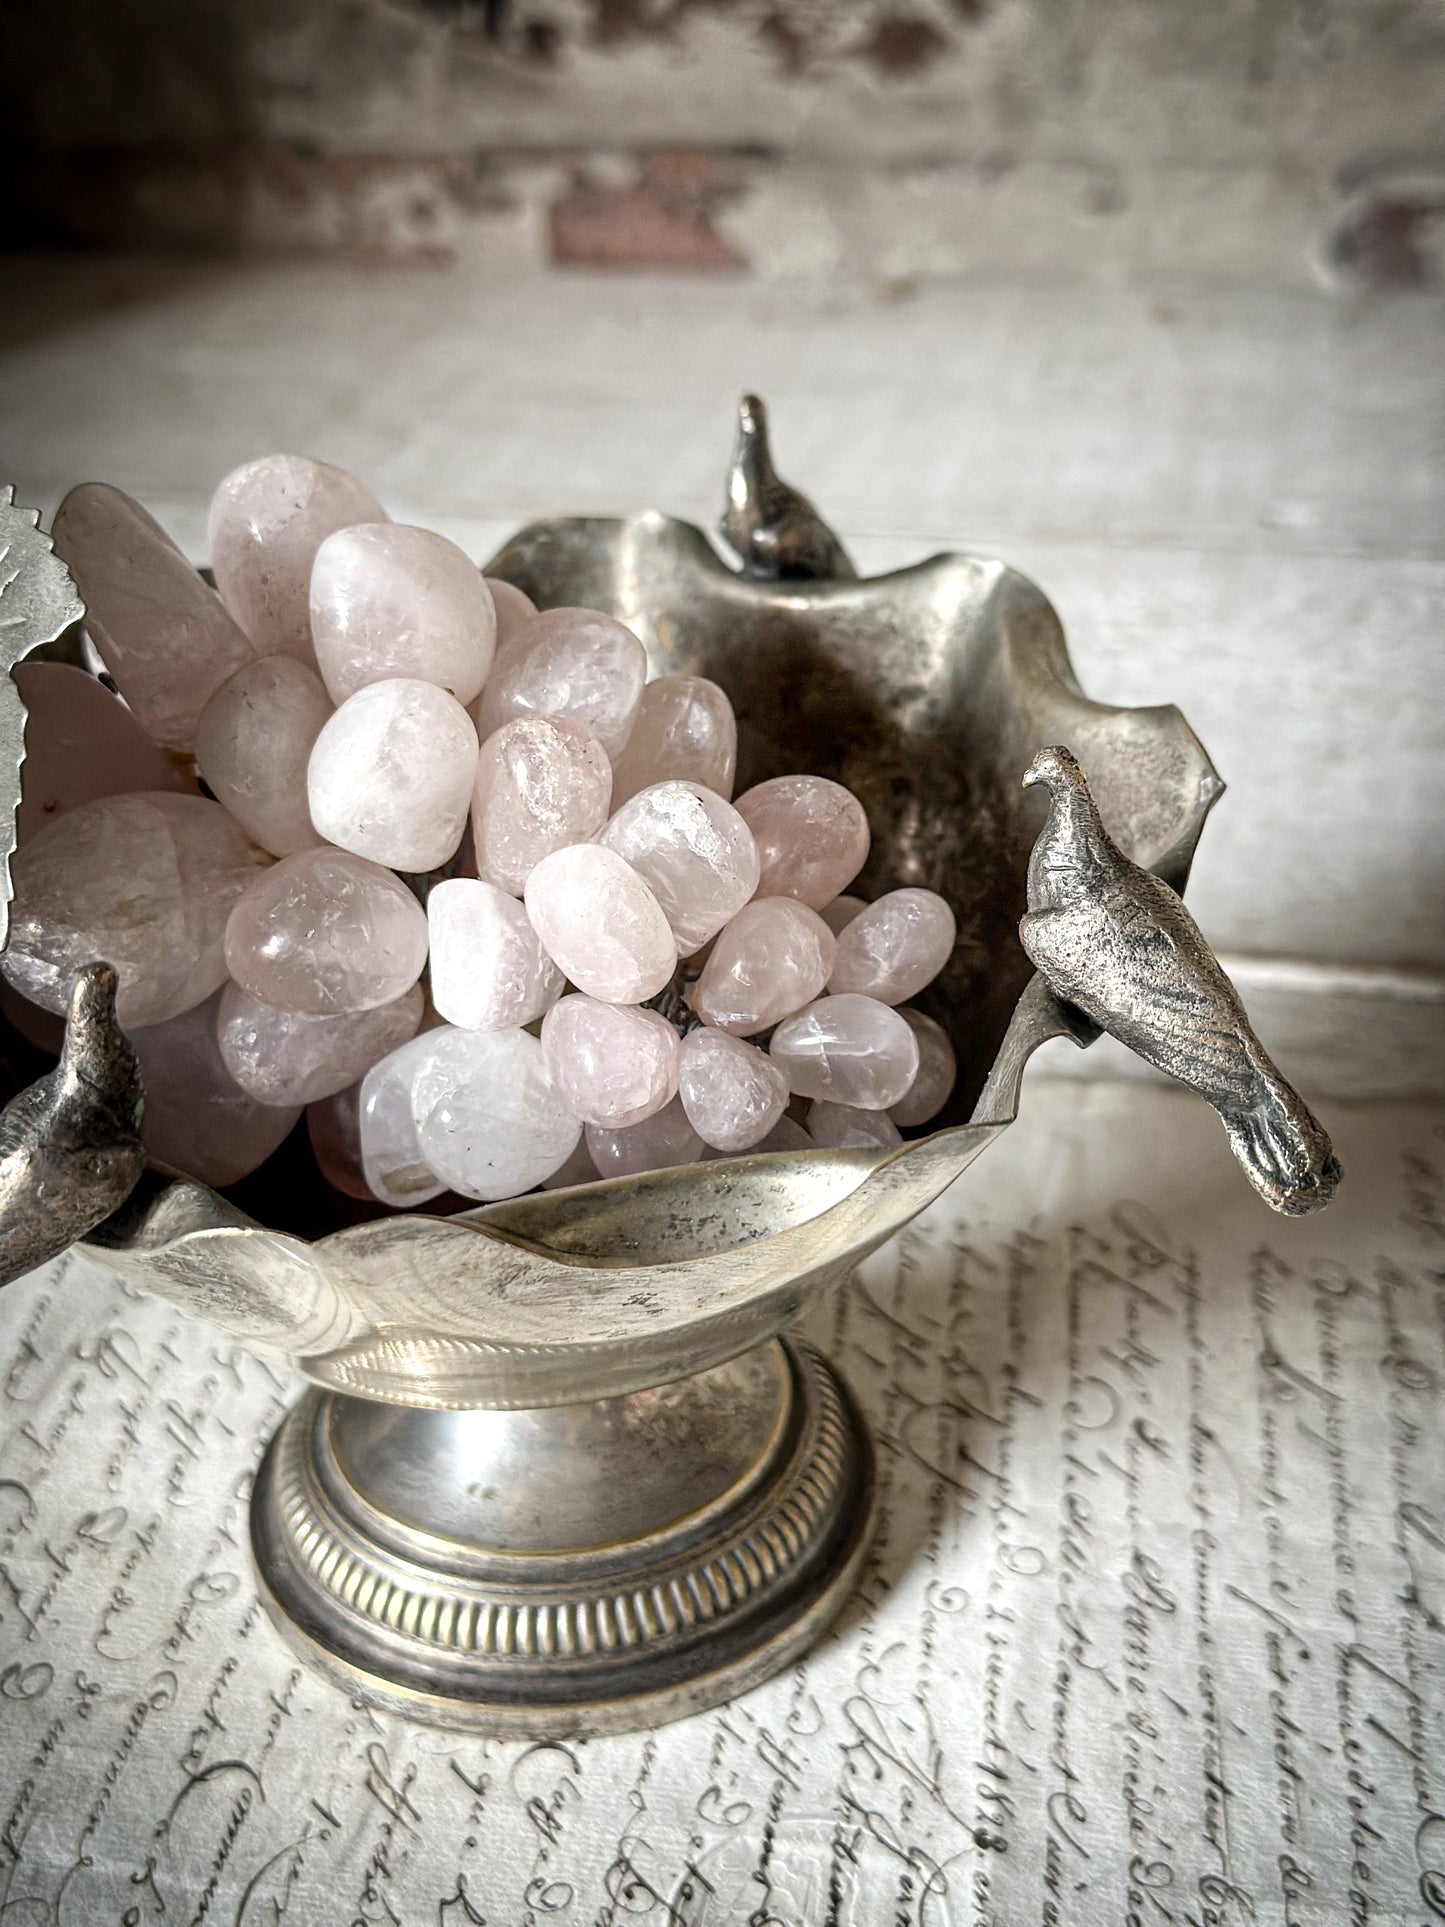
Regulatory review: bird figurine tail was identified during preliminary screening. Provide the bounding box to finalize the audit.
[1217,1057,1343,1218]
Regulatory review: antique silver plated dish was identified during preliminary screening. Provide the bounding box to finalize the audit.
[0,403,1335,1736]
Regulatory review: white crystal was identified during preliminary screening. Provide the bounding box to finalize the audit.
[586,1093,706,1179]
[311,523,497,706]
[427,878,564,1031]
[195,656,332,858]
[359,1032,448,1208]
[308,678,477,872]
[690,897,836,1036]
[600,781,759,953]
[524,844,677,1004]
[412,1026,581,1201]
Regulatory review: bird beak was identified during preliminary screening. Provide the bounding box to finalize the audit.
[1020,759,1043,790]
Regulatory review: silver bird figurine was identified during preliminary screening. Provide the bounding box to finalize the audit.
[0,961,145,1285]
[720,393,857,581]
[1019,745,1341,1216]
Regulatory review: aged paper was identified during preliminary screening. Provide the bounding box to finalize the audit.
[0,1082,1442,1926]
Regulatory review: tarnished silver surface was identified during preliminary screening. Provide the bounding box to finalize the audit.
[251,1337,874,1738]
[0,961,144,1282]
[0,403,1329,1733]
[1021,745,1340,1214]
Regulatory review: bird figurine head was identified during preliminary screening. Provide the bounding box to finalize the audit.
[1021,744,1086,794]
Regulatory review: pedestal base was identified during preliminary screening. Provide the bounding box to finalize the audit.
[250,1338,874,1737]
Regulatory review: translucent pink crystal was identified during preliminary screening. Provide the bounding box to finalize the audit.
[609,676,738,806]
[207,454,385,663]
[412,1026,582,1201]
[524,844,677,1004]
[1,793,269,1028]
[769,994,920,1109]
[726,1113,812,1157]
[307,1085,376,1201]
[307,678,477,872]
[311,523,496,706]
[599,781,759,954]
[819,894,866,937]
[359,1032,447,1208]
[890,1008,958,1127]
[734,775,870,909]
[51,483,260,751]
[195,656,331,858]
[541,996,678,1128]
[483,578,538,653]
[217,979,424,1107]
[806,1100,903,1151]
[676,1027,789,1151]
[690,898,836,1036]
[475,607,646,757]
[129,990,300,1188]
[428,878,563,1031]
[542,1136,601,1190]
[471,716,613,897]
[828,887,956,1003]
[225,847,428,1016]
[586,1093,706,1180]
[14,662,193,845]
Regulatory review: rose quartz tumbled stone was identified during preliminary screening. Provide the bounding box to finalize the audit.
[311,524,497,706]
[541,996,678,1128]
[359,1032,448,1208]
[819,894,866,937]
[225,848,429,1016]
[890,1008,958,1127]
[412,1026,582,1201]
[1,793,269,1028]
[525,844,677,1004]
[769,994,920,1109]
[307,1084,376,1201]
[13,662,194,846]
[542,1136,601,1190]
[428,878,563,1031]
[475,608,646,757]
[217,979,424,1107]
[129,989,301,1188]
[471,716,613,897]
[734,775,870,909]
[690,898,836,1037]
[586,1093,706,1180]
[600,781,759,954]
[806,1099,903,1151]
[208,454,385,663]
[51,483,260,751]
[828,887,956,1003]
[195,656,331,858]
[484,578,538,654]
[308,678,477,873]
[609,676,738,806]
[717,1113,812,1159]
[676,1027,789,1152]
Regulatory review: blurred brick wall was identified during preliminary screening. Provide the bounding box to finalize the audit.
[6,0,1445,287]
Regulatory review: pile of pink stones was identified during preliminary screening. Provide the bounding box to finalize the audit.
[2,455,958,1205]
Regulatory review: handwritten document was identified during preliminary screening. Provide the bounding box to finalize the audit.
[0,1081,1442,1925]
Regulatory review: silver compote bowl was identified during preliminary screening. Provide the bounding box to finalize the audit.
[0,402,1335,1737]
